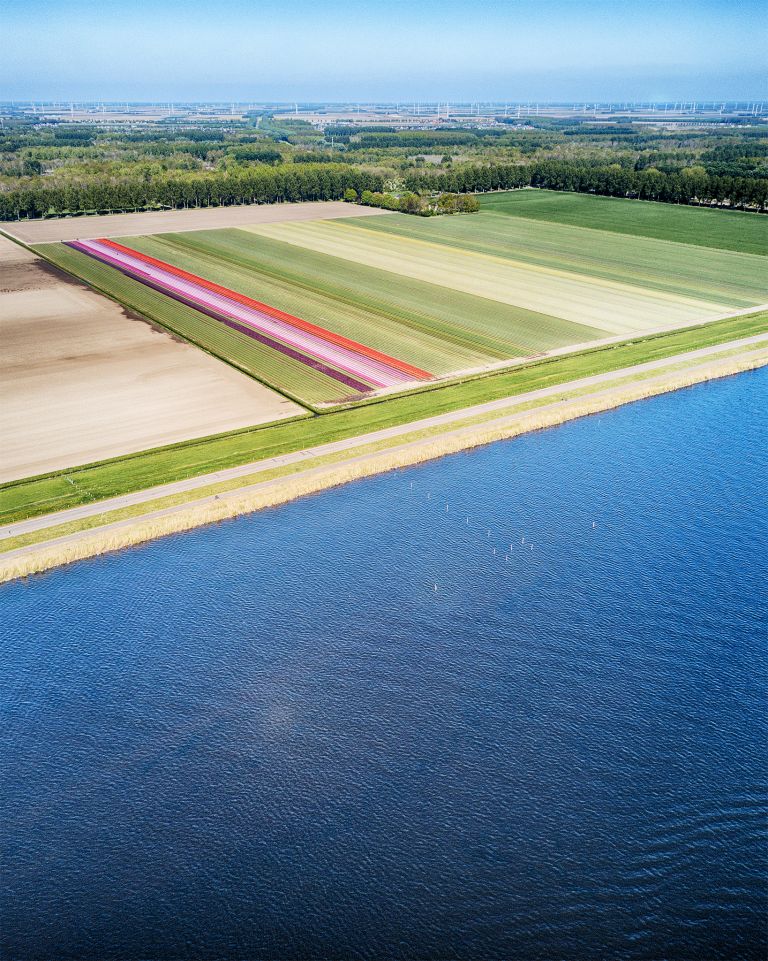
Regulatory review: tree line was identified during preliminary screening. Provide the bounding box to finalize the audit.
[3,154,765,221]
[0,164,383,220]
[345,188,480,216]
[403,160,768,209]
[354,130,508,149]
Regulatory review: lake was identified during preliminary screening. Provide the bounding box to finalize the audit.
[2,368,766,960]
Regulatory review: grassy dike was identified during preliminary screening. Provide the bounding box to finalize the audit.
[3,337,766,550]
[2,309,767,528]
[1,341,766,583]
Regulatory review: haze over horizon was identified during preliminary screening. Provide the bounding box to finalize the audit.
[3,0,765,103]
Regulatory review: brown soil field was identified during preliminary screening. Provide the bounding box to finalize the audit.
[0,237,302,482]
[0,201,391,244]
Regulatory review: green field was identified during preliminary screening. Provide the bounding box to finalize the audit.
[478,190,768,255]
[35,192,767,410]
[351,208,767,308]
[248,219,754,334]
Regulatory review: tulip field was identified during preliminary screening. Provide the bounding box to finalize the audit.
[36,193,767,408]
[67,238,431,397]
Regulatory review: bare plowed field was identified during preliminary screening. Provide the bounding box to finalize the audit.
[0,237,302,482]
[0,201,391,244]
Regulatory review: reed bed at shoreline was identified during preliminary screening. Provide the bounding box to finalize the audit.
[2,351,764,585]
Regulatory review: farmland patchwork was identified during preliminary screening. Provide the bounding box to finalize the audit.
[37,194,768,407]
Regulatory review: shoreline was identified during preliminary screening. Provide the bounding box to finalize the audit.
[1,346,765,585]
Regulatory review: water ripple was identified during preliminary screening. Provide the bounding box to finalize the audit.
[1,368,766,961]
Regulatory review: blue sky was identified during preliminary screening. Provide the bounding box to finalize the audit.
[2,0,765,102]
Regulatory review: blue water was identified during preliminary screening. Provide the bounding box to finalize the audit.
[2,369,766,961]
